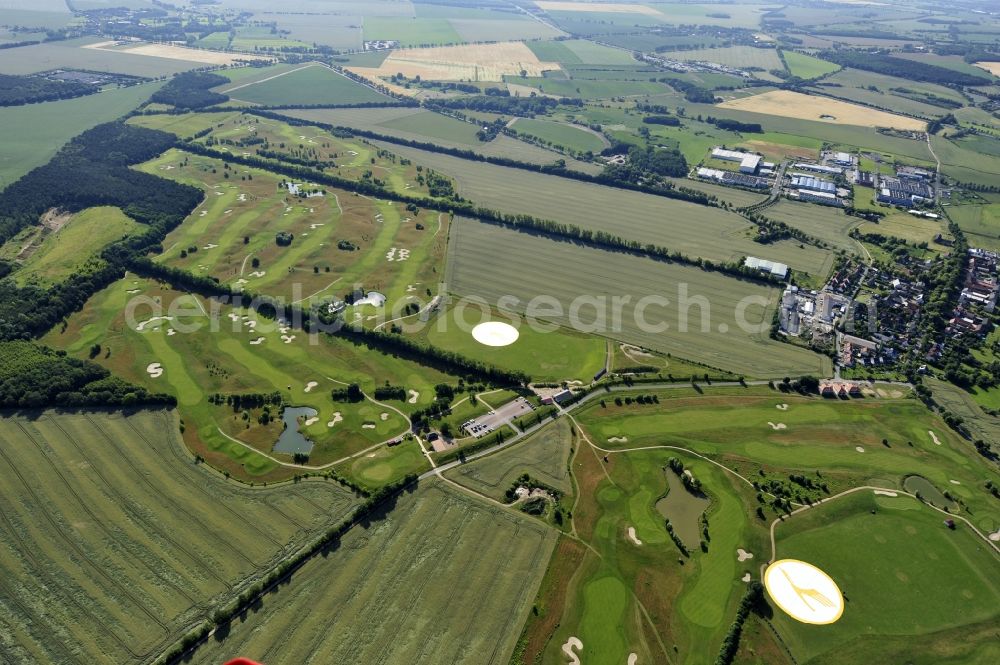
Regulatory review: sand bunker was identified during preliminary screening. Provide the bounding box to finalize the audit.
[249,337,265,345]
[873,489,898,497]
[281,335,296,344]
[989,529,1000,542]
[767,422,787,430]
[472,321,519,347]
[855,446,865,453]
[362,423,376,429]
[561,637,583,665]
[627,526,642,546]
[408,389,419,404]
[304,381,318,393]
[380,412,389,421]
[166,328,176,336]
[608,436,628,443]
[949,480,961,485]
[327,412,343,428]
[304,416,318,426]
[146,363,163,378]
[135,316,172,332]
[776,403,789,410]
[737,548,754,562]
[928,430,942,446]
[628,655,638,665]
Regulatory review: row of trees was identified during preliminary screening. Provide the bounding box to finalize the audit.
[819,50,991,87]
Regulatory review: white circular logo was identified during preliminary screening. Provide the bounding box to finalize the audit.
[471,321,519,347]
[764,559,844,625]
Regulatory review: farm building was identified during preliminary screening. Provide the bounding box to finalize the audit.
[791,174,836,194]
[744,256,788,279]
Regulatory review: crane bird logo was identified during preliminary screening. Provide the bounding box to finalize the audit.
[764,559,844,625]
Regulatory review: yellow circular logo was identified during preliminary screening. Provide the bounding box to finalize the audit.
[764,559,844,625]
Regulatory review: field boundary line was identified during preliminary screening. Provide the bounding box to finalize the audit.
[219,63,318,94]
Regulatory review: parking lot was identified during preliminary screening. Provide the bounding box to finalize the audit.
[462,396,534,437]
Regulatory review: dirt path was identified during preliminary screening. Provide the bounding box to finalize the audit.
[220,62,316,94]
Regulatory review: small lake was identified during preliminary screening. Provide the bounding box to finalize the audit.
[273,406,317,455]
[655,469,710,548]
[903,475,958,511]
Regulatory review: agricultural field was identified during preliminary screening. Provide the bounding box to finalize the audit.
[764,200,862,254]
[363,16,462,47]
[508,76,671,99]
[528,38,637,66]
[184,479,558,665]
[673,45,783,71]
[0,81,162,188]
[949,203,1000,250]
[510,117,607,153]
[1,206,139,286]
[717,90,928,131]
[0,409,360,665]
[931,133,1000,187]
[782,51,841,80]
[221,63,393,106]
[446,218,830,378]
[858,211,949,249]
[0,37,218,77]
[372,142,836,278]
[416,303,607,384]
[348,41,562,86]
[42,276,454,480]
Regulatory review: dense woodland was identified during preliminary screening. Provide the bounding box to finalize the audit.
[150,71,230,108]
[0,73,97,106]
[0,340,175,408]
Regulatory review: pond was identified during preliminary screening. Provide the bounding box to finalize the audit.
[655,469,710,548]
[273,406,317,456]
[903,475,958,511]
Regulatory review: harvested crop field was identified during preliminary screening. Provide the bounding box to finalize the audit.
[446,218,830,377]
[82,40,270,66]
[717,90,927,131]
[348,41,561,83]
[365,141,835,276]
[0,409,359,664]
[187,479,557,665]
[535,1,662,15]
[974,61,1000,77]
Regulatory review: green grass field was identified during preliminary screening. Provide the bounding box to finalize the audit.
[223,63,392,106]
[511,117,606,153]
[419,304,607,384]
[131,146,449,307]
[782,51,841,79]
[0,409,360,664]
[363,16,462,46]
[446,218,830,378]
[0,81,162,189]
[949,203,1000,250]
[772,491,1000,664]
[859,211,948,248]
[764,200,862,254]
[185,479,557,664]
[6,206,139,286]
[42,276,456,481]
[445,416,576,501]
[509,76,672,99]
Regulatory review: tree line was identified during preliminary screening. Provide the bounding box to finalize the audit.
[818,50,991,87]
